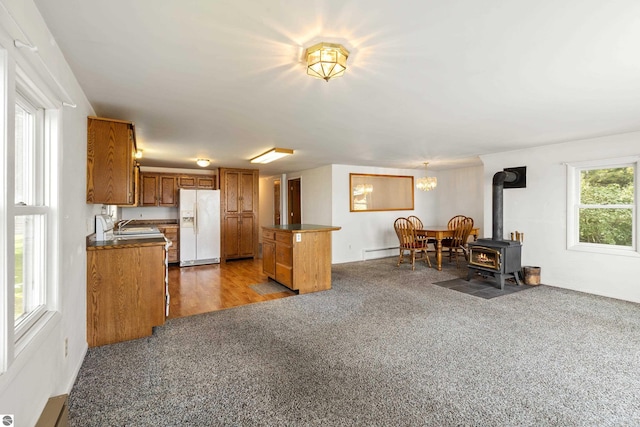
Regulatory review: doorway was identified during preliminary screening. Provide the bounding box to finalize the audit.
[288,178,301,224]
[274,180,281,225]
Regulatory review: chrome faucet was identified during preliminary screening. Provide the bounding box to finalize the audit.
[117,218,135,232]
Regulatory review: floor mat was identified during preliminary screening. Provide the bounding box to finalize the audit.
[433,277,537,299]
[249,281,292,295]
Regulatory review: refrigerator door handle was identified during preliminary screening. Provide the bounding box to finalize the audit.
[193,202,198,234]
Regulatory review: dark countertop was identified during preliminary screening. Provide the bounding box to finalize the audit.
[262,224,341,232]
[87,236,167,250]
[87,218,177,249]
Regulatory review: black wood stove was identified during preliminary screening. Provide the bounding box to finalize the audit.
[466,170,523,290]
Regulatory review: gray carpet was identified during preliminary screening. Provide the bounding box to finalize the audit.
[249,281,291,295]
[69,257,640,426]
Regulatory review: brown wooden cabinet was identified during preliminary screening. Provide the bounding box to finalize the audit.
[140,173,178,207]
[157,224,179,263]
[220,168,258,261]
[86,240,166,347]
[178,175,216,189]
[261,225,341,294]
[262,230,276,277]
[86,116,137,205]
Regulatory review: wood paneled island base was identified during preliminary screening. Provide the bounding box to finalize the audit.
[262,224,341,294]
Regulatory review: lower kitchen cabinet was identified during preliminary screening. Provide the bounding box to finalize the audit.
[157,224,179,263]
[261,224,341,294]
[262,235,276,277]
[223,214,255,259]
[86,239,166,347]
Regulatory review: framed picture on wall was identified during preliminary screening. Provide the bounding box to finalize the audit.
[349,173,414,212]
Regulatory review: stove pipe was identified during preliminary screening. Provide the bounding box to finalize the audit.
[492,170,518,240]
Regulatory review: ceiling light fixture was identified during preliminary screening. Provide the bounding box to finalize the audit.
[135,149,143,159]
[196,158,210,167]
[416,162,437,191]
[305,42,349,82]
[250,148,294,164]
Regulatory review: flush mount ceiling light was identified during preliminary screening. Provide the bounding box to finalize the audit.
[416,162,437,191]
[135,149,143,159]
[250,148,294,164]
[196,158,210,167]
[305,42,349,82]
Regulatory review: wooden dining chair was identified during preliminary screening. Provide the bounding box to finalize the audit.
[407,215,424,230]
[407,215,429,242]
[442,214,467,247]
[441,217,474,268]
[394,218,432,270]
[447,215,467,230]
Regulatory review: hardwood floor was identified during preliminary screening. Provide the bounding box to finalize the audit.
[167,258,295,319]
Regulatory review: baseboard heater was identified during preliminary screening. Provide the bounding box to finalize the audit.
[362,246,398,261]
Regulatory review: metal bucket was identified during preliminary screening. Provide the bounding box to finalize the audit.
[523,266,541,285]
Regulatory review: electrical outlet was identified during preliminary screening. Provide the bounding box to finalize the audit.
[64,338,68,357]
[295,233,301,242]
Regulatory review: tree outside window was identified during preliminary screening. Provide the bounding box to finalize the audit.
[579,166,634,246]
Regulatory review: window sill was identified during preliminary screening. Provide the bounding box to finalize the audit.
[568,243,640,258]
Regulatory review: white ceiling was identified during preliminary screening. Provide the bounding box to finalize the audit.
[33,0,640,175]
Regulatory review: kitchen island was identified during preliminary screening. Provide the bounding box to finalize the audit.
[262,224,341,294]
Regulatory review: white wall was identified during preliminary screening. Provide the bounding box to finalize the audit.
[0,1,95,425]
[433,165,485,231]
[481,132,640,303]
[299,165,333,225]
[258,175,276,246]
[331,164,444,263]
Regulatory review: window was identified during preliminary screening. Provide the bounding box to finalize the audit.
[567,157,638,256]
[14,92,48,340]
[1,61,58,374]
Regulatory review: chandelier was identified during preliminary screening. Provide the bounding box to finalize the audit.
[416,162,437,191]
[305,42,349,82]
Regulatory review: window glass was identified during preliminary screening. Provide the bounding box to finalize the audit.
[14,100,34,205]
[13,93,47,335]
[14,215,45,323]
[578,208,633,246]
[576,164,635,249]
[580,167,634,205]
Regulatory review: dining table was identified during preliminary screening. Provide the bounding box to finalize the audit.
[416,226,480,271]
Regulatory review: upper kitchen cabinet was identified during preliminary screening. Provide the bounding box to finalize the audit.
[177,175,216,189]
[220,168,258,261]
[87,116,138,205]
[140,173,178,207]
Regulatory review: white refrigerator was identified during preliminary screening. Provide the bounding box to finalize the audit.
[179,189,221,266]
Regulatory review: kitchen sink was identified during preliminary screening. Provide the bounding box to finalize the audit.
[113,233,165,241]
[116,226,159,235]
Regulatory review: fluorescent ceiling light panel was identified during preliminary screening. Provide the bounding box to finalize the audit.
[250,148,294,164]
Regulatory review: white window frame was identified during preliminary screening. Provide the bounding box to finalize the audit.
[0,44,60,374]
[566,156,639,257]
[13,89,48,343]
